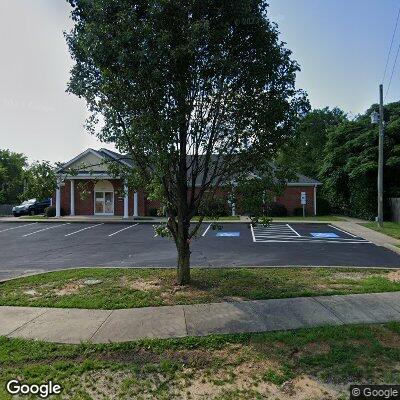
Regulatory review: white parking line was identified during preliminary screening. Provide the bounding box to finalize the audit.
[328,224,358,238]
[286,224,301,237]
[251,223,369,244]
[0,222,38,233]
[250,224,256,242]
[255,239,371,244]
[108,223,139,237]
[23,223,70,237]
[65,223,104,237]
[202,223,212,237]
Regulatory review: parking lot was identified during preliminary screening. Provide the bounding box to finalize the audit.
[0,221,399,281]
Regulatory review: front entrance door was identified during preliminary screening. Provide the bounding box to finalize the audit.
[94,191,114,215]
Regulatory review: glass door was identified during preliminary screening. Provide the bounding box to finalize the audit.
[104,192,114,214]
[95,192,104,214]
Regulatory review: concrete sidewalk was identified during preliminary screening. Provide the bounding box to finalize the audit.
[2,291,400,344]
[332,221,400,254]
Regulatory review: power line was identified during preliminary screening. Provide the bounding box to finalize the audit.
[385,39,400,99]
[382,6,400,84]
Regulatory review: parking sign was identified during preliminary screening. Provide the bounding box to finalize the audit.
[301,192,306,205]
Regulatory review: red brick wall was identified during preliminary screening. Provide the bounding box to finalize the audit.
[55,180,316,217]
[60,180,71,215]
[276,186,315,216]
[112,180,124,216]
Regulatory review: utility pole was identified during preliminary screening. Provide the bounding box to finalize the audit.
[377,84,384,228]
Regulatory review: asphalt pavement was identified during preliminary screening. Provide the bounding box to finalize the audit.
[0,221,399,281]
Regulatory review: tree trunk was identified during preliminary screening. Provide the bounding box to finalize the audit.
[177,238,191,285]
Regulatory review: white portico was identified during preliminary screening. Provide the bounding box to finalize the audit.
[55,148,139,218]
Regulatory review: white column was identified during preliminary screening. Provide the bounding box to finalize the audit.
[314,185,317,216]
[56,185,61,218]
[133,192,139,217]
[70,179,75,216]
[123,182,129,219]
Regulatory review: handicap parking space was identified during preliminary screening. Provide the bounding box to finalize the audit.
[250,223,368,244]
[291,223,360,240]
[200,222,251,239]
[0,221,400,281]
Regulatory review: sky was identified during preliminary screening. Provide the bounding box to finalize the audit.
[0,0,399,163]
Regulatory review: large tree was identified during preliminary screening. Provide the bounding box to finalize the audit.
[279,107,346,180]
[66,0,308,284]
[21,161,57,202]
[320,101,400,219]
[0,149,27,204]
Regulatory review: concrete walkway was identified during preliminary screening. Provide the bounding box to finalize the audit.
[2,291,400,344]
[332,221,400,254]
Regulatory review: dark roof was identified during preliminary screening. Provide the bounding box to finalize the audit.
[290,174,321,185]
[98,148,134,167]
[61,148,321,186]
[100,149,322,185]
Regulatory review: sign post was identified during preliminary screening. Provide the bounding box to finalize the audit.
[300,192,307,218]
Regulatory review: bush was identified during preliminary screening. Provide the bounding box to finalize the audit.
[44,205,66,217]
[268,203,287,217]
[200,198,229,218]
[293,206,306,216]
[148,207,159,217]
[316,196,331,216]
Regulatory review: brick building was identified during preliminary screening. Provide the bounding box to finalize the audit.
[54,148,321,217]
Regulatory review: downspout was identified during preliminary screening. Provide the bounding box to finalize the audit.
[314,184,317,216]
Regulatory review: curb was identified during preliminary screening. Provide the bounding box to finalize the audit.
[1,264,398,284]
[384,243,400,255]
[0,218,341,225]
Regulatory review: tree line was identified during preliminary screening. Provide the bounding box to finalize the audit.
[0,150,56,205]
[280,102,400,220]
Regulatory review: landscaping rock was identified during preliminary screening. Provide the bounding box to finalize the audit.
[83,279,102,286]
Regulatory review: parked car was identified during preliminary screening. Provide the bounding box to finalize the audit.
[12,198,51,217]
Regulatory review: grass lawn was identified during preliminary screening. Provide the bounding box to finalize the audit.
[191,216,240,221]
[363,222,400,240]
[19,215,48,220]
[272,215,344,221]
[1,322,400,399]
[1,267,400,310]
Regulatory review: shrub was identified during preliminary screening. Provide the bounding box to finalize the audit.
[293,206,306,216]
[316,196,331,216]
[268,203,287,217]
[44,205,66,217]
[148,207,159,217]
[200,198,229,218]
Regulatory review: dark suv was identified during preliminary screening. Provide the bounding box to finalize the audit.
[12,198,51,217]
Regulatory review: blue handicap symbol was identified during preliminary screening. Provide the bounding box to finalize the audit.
[310,232,339,238]
[216,232,240,237]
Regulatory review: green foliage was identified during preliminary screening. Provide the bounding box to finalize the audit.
[279,107,346,180]
[268,203,287,217]
[1,267,399,310]
[153,224,172,238]
[320,102,400,219]
[235,166,287,220]
[199,197,229,218]
[249,214,272,227]
[75,180,93,201]
[0,149,27,204]
[20,160,57,202]
[148,207,159,217]
[45,205,66,217]
[263,365,294,385]
[65,0,308,282]
[293,206,305,216]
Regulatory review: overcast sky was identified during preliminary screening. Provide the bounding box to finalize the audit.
[1,0,399,163]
